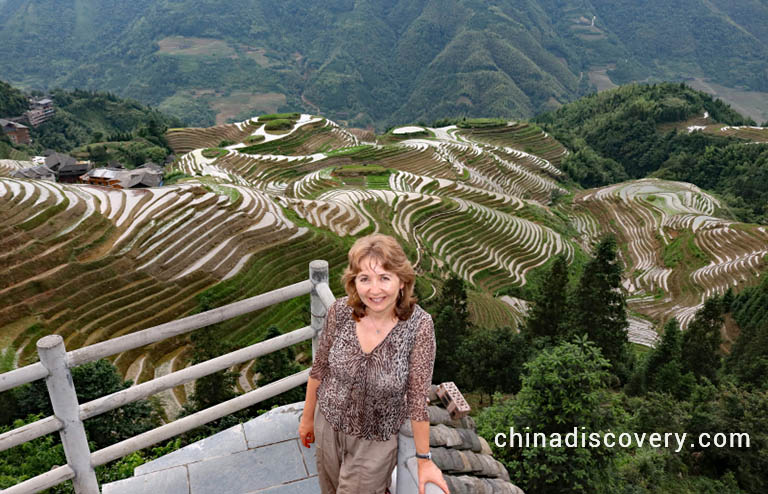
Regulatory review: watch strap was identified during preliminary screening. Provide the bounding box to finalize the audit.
[415,451,432,460]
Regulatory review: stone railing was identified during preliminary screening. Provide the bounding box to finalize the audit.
[0,261,334,494]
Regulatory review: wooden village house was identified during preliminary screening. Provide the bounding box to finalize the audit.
[0,119,31,145]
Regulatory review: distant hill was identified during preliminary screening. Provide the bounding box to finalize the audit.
[536,83,768,223]
[2,104,767,394]
[0,81,182,163]
[1,0,767,128]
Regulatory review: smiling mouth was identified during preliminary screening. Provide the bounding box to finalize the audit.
[369,297,385,303]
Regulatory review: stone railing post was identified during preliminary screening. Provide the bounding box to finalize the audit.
[309,260,329,362]
[37,335,99,494]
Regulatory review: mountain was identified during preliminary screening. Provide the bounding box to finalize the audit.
[0,81,183,163]
[29,88,182,153]
[2,92,767,397]
[1,0,767,128]
[535,83,768,223]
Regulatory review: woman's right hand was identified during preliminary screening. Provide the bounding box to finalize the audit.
[299,415,315,448]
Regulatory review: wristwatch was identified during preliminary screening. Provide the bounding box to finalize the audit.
[415,451,432,460]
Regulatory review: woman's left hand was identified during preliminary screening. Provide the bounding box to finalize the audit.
[417,459,449,494]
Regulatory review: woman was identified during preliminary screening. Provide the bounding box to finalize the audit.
[299,234,449,494]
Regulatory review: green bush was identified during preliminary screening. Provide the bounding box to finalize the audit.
[457,118,507,129]
[244,134,265,144]
[264,119,294,131]
[163,169,192,185]
[333,164,387,176]
[258,113,300,122]
[201,147,228,158]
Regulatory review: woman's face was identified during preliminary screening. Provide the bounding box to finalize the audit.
[354,256,404,319]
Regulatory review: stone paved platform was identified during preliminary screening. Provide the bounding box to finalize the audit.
[102,402,321,494]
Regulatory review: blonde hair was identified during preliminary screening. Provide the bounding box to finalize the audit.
[341,234,416,321]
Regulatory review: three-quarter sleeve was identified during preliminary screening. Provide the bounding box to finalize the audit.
[309,298,339,382]
[406,313,436,422]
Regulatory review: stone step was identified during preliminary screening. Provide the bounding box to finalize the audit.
[102,402,320,494]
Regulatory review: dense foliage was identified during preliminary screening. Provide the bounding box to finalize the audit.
[477,337,617,494]
[523,254,570,343]
[0,360,164,491]
[655,143,768,224]
[30,88,181,156]
[726,277,768,390]
[0,79,27,116]
[9,360,160,449]
[2,0,766,128]
[425,275,529,403]
[536,83,768,223]
[590,0,768,91]
[570,235,631,378]
[520,236,632,381]
[477,254,768,494]
[0,81,181,164]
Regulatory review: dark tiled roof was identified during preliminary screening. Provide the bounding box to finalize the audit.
[82,167,163,188]
[45,152,77,171]
[139,161,162,169]
[10,165,55,181]
[0,118,28,129]
[401,385,525,494]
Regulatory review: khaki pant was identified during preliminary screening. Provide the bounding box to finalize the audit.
[315,404,398,494]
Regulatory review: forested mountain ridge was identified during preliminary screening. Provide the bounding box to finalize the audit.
[2,87,768,492]
[536,83,768,224]
[1,0,767,128]
[0,81,182,163]
[2,103,766,377]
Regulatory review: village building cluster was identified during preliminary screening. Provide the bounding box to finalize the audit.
[9,151,164,189]
[3,96,167,189]
[0,98,56,145]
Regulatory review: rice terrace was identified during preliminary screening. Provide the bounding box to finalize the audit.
[2,112,767,415]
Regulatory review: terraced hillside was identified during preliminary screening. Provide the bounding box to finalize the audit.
[569,179,768,334]
[2,114,767,412]
[675,112,768,142]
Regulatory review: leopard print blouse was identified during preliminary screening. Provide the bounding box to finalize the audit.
[309,296,436,441]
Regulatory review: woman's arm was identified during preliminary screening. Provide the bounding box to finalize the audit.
[412,419,449,494]
[299,300,339,447]
[299,376,320,447]
[407,314,448,493]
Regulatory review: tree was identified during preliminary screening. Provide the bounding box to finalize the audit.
[89,144,108,164]
[681,297,724,383]
[1,415,181,493]
[0,415,66,489]
[457,326,529,403]
[726,321,768,391]
[437,274,470,322]
[726,279,768,390]
[14,360,159,450]
[432,274,471,384]
[571,235,630,379]
[476,337,618,494]
[686,382,768,493]
[181,326,238,414]
[643,318,695,398]
[250,326,305,410]
[523,254,570,344]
